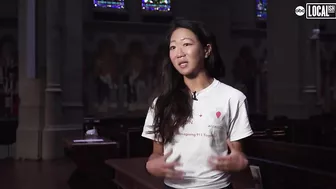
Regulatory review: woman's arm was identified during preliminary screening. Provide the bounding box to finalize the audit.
[227,140,249,170]
[148,141,164,160]
[229,140,243,151]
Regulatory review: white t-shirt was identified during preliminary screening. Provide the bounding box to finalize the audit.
[141,79,253,189]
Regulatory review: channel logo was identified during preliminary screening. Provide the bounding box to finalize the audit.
[295,6,305,16]
[295,3,336,19]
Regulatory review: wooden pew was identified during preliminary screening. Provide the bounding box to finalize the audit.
[309,114,336,147]
[248,114,336,147]
[106,158,163,189]
[63,137,120,189]
[0,118,18,145]
[249,115,292,142]
[94,116,152,158]
[0,118,18,158]
[106,157,255,189]
[245,139,336,173]
[248,157,336,189]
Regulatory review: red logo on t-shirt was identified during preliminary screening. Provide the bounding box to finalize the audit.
[216,111,221,118]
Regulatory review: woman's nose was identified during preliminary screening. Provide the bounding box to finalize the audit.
[176,47,186,58]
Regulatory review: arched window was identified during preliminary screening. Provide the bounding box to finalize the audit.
[256,0,267,20]
[93,0,125,9]
[142,0,171,12]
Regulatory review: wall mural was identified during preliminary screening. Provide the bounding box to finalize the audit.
[83,32,166,117]
[230,35,267,115]
[318,37,336,113]
[230,29,336,115]
[0,31,18,119]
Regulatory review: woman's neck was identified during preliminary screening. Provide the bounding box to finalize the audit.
[184,71,214,93]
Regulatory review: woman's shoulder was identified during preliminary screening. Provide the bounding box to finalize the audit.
[216,81,247,102]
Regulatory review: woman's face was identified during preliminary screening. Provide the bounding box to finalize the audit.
[169,28,207,77]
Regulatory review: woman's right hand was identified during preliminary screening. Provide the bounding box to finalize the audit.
[146,150,184,179]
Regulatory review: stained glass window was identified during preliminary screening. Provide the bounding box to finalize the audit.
[142,0,171,12]
[256,0,267,20]
[93,0,125,9]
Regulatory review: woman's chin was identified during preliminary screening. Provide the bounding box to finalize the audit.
[181,72,198,79]
[176,67,199,78]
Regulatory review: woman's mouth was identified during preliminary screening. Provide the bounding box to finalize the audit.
[178,61,188,68]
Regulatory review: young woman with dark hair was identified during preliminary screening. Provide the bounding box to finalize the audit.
[142,19,253,189]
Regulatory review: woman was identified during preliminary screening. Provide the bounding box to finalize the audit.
[142,19,253,189]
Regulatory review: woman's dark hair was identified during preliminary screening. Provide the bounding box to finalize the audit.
[149,19,225,144]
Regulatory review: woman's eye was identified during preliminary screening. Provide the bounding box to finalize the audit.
[169,46,175,50]
[183,43,192,46]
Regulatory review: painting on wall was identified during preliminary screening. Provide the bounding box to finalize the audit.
[318,36,336,113]
[0,32,18,119]
[83,31,166,118]
[230,33,267,115]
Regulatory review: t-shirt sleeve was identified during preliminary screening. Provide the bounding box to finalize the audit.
[228,97,253,141]
[141,99,162,142]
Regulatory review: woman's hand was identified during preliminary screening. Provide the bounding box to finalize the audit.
[146,150,184,179]
[208,140,248,172]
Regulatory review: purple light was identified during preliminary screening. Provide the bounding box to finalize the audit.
[142,0,171,12]
[256,0,267,19]
[93,0,125,9]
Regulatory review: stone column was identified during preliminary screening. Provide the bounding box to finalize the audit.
[230,0,257,28]
[300,15,322,116]
[16,0,43,159]
[129,0,141,22]
[41,0,64,159]
[62,0,84,130]
[267,0,302,118]
[266,0,322,118]
[200,0,231,82]
[41,0,83,159]
[173,0,201,21]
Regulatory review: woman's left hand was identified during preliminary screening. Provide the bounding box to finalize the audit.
[208,140,248,172]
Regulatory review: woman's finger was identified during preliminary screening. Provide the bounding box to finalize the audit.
[163,161,181,169]
[208,156,231,171]
[164,169,184,179]
[217,162,230,171]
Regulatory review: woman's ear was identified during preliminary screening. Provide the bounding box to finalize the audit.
[204,44,212,58]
